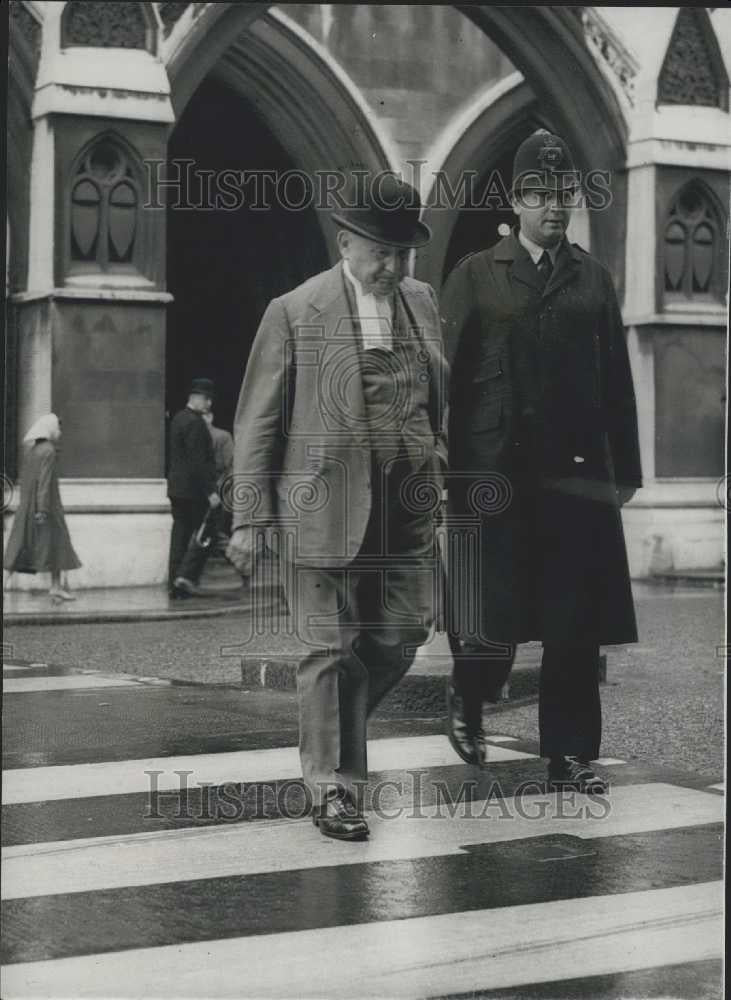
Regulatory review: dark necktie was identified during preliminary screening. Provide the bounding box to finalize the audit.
[536,250,553,287]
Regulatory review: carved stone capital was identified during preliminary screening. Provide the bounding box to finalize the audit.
[581,7,639,106]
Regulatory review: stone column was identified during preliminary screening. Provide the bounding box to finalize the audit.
[6,1,176,588]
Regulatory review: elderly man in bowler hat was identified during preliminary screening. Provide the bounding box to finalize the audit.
[442,130,642,791]
[167,377,221,598]
[228,172,448,840]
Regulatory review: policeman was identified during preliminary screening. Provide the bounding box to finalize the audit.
[442,130,642,792]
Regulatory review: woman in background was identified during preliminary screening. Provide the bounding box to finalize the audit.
[4,413,81,601]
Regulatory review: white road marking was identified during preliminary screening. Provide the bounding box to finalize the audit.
[1,882,722,998]
[594,757,627,766]
[0,735,535,805]
[3,676,149,694]
[2,783,722,900]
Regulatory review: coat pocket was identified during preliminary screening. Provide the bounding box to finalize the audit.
[471,398,503,432]
[473,355,504,386]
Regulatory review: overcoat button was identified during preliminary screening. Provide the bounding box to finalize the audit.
[573,455,585,463]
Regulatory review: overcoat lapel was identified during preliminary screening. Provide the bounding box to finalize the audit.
[543,243,582,298]
[307,263,369,448]
[510,252,544,294]
[494,233,542,295]
[495,231,582,299]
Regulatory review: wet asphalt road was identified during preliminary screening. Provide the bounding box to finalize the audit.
[3,581,724,774]
[2,577,724,1000]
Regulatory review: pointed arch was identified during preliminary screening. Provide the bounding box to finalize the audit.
[417,75,538,290]
[455,6,629,282]
[165,4,631,284]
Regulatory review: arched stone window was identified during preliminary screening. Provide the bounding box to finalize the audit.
[663,181,725,303]
[69,137,142,275]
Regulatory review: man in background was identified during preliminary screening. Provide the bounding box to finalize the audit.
[203,410,234,487]
[167,377,220,598]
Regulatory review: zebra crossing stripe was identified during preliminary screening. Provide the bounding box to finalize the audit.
[2,676,153,694]
[1,882,722,999]
[0,735,536,805]
[1,782,722,900]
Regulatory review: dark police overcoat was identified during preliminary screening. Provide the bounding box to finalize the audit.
[442,232,642,646]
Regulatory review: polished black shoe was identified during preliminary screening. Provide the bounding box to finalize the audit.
[169,586,192,600]
[312,791,369,841]
[547,756,608,794]
[471,730,488,769]
[446,679,487,767]
[173,576,203,597]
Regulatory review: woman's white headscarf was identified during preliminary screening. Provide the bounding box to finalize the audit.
[23,413,61,444]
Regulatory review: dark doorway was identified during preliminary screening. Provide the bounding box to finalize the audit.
[166,75,329,437]
[442,145,520,283]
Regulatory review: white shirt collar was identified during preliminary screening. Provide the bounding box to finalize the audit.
[342,259,394,351]
[518,229,561,266]
[342,258,359,291]
[342,260,391,305]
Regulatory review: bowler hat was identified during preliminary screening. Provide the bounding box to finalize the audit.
[512,129,578,193]
[331,172,432,249]
[190,378,214,398]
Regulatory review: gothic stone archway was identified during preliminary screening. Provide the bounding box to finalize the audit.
[416,6,628,293]
[164,8,395,437]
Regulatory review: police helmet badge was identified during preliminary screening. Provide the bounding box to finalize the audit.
[512,129,577,193]
[537,134,564,172]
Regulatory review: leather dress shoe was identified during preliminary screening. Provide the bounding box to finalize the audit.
[313,791,369,841]
[446,679,487,767]
[169,586,192,600]
[548,756,608,794]
[173,576,202,597]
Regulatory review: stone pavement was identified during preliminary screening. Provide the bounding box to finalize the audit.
[3,552,547,711]
[2,581,255,624]
[2,605,542,717]
[2,553,260,625]
[4,568,722,723]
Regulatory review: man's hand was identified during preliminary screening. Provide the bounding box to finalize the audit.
[208,492,221,509]
[616,486,637,506]
[226,525,258,577]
